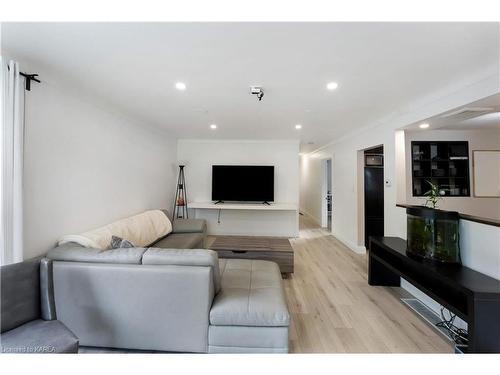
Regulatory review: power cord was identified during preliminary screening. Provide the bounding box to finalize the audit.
[435,307,468,345]
[217,208,221,224]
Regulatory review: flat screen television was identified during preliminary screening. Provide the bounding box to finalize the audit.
[211,165,274,203]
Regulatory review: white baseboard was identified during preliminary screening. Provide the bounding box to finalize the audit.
[332,231,366,254]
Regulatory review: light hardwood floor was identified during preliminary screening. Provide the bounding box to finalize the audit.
[283,214,452,353]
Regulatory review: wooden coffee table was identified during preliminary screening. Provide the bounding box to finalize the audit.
[210,236,294,274]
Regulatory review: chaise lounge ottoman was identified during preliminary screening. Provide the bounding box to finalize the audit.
[208,259,290,353]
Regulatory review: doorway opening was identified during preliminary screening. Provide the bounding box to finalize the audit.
[321,158,333,231]
[363,146,384,249]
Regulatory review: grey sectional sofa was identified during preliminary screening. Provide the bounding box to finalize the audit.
[155,213,207,249]
[1,257,79,353]
[43,213,290,353]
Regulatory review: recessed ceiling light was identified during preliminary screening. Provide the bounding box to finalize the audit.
[419,123,430,129]
[295,124,302,129]
[175,82,186,90]
[210,124,217,129]
[326,82,339,90]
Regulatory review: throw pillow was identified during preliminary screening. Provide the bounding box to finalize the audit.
[110,235,135,249]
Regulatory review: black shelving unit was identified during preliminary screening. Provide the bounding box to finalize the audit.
[411,141,470,197]
[172,165,188,221]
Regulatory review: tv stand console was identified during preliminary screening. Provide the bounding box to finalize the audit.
[189,202,297,211]
[369,237,500,353]
[189,202,299,237]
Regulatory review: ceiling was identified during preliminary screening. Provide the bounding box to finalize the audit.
[2,23,499,152]
[404,93,500,132]
[454,112,500,130]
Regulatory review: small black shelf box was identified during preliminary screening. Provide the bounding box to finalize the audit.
[411,141,470,197]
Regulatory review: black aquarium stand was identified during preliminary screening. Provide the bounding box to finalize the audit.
[368,237,500,353]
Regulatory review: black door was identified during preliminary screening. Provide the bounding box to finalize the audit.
[364,166,384,248]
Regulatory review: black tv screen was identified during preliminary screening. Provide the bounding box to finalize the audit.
[212,165,274,202]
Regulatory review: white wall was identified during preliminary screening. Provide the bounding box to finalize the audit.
[22,66,177,259]
[404,128,500,219]
[177,139,299,237]
[302,71,500,315]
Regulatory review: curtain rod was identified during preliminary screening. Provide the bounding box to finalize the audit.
[19,72,40,91]
[6,63,41,91]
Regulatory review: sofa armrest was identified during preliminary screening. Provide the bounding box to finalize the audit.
[1,257,42,333]
[172,219,207,234]
[40,258,57,321]
[142,248,221,293]
[47,243,146,264]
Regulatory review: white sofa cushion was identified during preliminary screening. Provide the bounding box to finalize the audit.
[58,210,172,250]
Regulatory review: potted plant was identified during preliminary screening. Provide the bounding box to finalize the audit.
[406,181,461,263]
